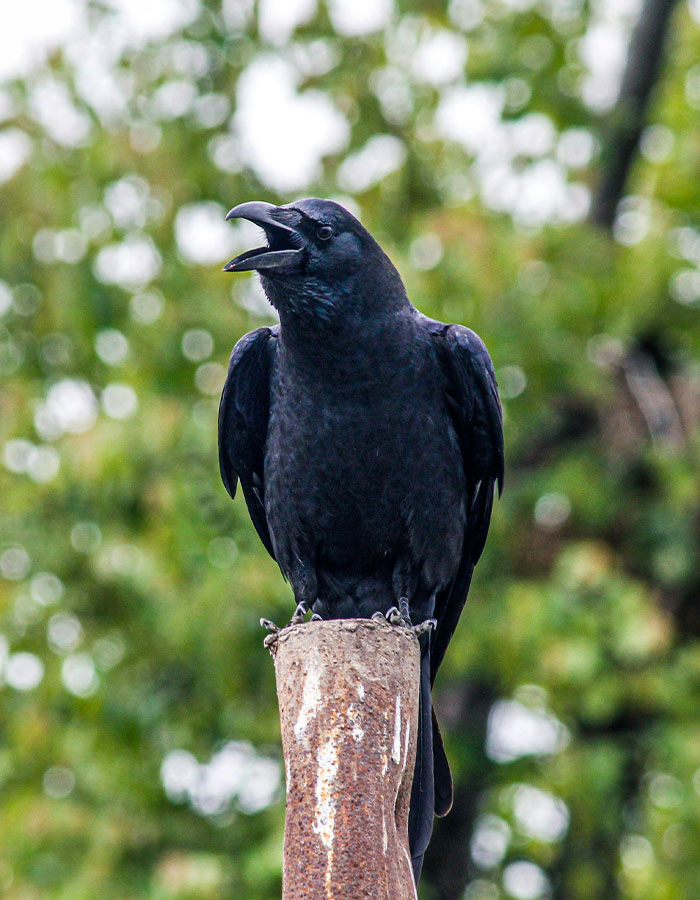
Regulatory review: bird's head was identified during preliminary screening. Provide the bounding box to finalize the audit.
[223,198,406,323]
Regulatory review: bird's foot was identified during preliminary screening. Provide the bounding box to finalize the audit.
[397,597,436,635]
[310,613,323,622]
[371,606,405,627]
[260,617,281,651]
[413,618,437,637]
[372,600,434,637]
[289,600,309,626]
[387,605,403,626]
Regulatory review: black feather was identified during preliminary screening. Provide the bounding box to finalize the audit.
[218,326,278,557]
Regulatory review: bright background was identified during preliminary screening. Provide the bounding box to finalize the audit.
[1,1,700,898]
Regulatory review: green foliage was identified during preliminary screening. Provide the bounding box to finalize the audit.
[1,1,700,898]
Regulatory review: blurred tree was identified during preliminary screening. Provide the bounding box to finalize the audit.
[590,0,681,227]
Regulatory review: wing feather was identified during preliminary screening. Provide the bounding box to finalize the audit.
[218,326,278,558]
[423,319,504,683]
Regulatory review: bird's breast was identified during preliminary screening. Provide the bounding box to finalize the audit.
[264,349,463,567]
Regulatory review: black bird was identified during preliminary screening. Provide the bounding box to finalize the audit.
[218,198,503,883]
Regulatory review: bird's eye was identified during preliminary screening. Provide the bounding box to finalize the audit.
[317,224,334,241]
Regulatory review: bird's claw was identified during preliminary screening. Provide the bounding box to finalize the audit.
[310,613,323,622]
[289,601,309,626]
[386,605,403,626]
[371,606,409,628]
[263,633,278,650]
[260,618,281,652]
[413,618,437,636]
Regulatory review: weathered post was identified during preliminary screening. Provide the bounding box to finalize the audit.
[268,619,420,900]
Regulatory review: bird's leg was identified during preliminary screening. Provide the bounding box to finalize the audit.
[392,559,417,619]
[287,562,318,626]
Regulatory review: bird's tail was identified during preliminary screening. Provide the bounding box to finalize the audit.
[409,647,434,884]
[409,643,454,885]
[433,705,453,817]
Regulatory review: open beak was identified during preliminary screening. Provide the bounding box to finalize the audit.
[223,201,303,273]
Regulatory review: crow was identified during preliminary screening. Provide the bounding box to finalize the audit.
[218,198,504,883]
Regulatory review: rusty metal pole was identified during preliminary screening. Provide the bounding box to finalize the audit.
[268,619,420,900]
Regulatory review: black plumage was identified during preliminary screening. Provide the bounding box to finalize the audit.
[218,198,503,882]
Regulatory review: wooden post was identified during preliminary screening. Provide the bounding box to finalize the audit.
[268,619,420,900]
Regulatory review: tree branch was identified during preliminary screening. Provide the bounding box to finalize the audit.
[589,0,680,229]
